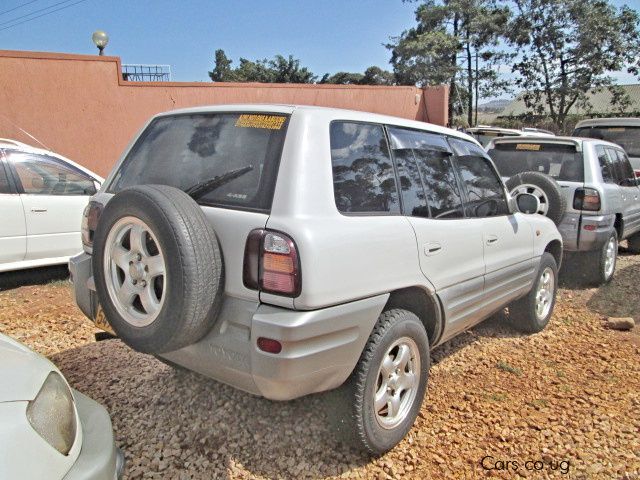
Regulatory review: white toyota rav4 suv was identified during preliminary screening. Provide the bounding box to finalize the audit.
[70,105,562,454]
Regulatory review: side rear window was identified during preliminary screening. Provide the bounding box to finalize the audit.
[449,138,510,218]
[596,146,614,183]
[615,149,637,186]
[0,160,11,194]
[387,126,460,218]
[330,122,400,214]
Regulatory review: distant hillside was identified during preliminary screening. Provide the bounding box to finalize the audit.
[477,99,511,113]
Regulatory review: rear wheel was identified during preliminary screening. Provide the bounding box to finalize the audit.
[509,252,558,333]
[340,309,429,455]
[583,231,618,286]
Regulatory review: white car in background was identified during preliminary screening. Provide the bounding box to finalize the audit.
[466,126,555,147]
[0,333,123,479]
[0,139,103,273]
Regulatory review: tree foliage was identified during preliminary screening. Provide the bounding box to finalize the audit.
[508,0,640,129]
[209,49,317,83]
[388,0,511,125]
[320,66,396,85]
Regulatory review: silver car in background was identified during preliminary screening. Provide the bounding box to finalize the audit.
[487,136,640,284]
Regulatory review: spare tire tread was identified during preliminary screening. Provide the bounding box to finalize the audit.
[506,171,566,225]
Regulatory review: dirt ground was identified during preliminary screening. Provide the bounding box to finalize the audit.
[0,254,638,479]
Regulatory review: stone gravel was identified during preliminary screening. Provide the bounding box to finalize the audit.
[1,254,639,479]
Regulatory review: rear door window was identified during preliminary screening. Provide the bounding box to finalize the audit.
[330,122,400,214]
[110,113,289,211]
[450,138,510,217]
[614,149,637,186]
[596,146,614,183]
[0,159,11,194]
[605,147,626,185]
[488,142,584,182]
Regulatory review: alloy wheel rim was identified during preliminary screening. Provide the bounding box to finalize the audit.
[103,216,166,327]
[510,184,549,215]
[535,267,555,321]
[374,337,421,430]
[604,237,617,278]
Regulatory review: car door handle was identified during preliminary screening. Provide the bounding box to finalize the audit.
[486,235,499,246]
[30,208,48,213]
[424,242,442,256]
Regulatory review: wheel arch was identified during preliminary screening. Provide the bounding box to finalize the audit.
[544,239,563,268]
[614,213,623,239]
[383,286,444,347]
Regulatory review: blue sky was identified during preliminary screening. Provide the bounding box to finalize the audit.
[0,0,638,87]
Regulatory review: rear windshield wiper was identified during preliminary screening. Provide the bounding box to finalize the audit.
[185,165,254,200]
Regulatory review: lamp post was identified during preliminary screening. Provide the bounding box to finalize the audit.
[92,30,109,56]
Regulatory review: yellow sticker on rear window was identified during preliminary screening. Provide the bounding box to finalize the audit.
[516,143,541,151]
[235,114,286,130]
[607,127,626,132]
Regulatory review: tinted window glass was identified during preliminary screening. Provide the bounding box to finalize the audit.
[388,127,453,218]
[573,126,640,157]
[110,113,288,211]
[488,142,584,182]
[596,146,614,183]
[606,148,626,184]
[615,149,637,186]
[0,162,11,194]
[330,122,400,214]
[9,153,95,196]
[450,138,509,217]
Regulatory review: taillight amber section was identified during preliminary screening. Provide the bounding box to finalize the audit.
[243,229,301,297]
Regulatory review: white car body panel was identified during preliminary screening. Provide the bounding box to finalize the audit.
[0,142,103,273]
[0,334,82,480]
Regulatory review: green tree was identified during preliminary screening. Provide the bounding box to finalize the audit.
[208,50,316,83]
[508,0,640,130]
[388,0,511,125]
[320,66,396,85]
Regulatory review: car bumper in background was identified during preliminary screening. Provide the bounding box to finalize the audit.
[69,252,387,401]
[64,390,124,480]
[558,213,614,252]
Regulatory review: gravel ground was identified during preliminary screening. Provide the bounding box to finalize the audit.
[1,255,639,479]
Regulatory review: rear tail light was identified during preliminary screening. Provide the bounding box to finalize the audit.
[243,229,301,297]
[81,201,103,248]
[573,188,601,211]
[257,337,282,354]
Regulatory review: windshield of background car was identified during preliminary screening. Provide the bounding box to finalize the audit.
[469,130,520,147]
[573,126,640,157]
[109,113,289,211]
[488,142,584,182]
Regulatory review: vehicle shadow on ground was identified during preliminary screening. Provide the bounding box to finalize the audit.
[558,245,633,290]
[0,265,69,292]
[586,262,639,321]
[51,314,523,479]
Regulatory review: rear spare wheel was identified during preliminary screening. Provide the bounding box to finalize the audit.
[92,185,222,353]
[506,172,566,225]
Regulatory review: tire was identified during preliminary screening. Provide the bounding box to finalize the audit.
[340,309,430,455]
[509,252,558,333]
[92,185,223,354]
[506,172,566,225]
[627,232,640,254]
[581,231,618,286]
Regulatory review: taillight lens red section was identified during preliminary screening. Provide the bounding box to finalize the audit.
[257,337,282,354]
[243,229,301,297]
[573,188,601,211]
[81,201,103,248]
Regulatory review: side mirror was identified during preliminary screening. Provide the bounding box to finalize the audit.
[516,193,540,214]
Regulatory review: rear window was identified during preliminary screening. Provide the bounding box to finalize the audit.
[488,143,584,182]
[573,126,640,157]
[109,113,289,211]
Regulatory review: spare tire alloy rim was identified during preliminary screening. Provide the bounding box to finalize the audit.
[104,216,167,327]
[374,337,420,430]
[510,184,549,216]
[535,267,554,321]
[604,236,616,279]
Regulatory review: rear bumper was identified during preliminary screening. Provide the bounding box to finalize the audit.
[558,213,614,252]
[69,252,387,401]
[64,390,124,480]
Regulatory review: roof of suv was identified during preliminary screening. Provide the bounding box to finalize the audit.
[575,117,640,128]
[153,103,481,146]
[488,135,623,151]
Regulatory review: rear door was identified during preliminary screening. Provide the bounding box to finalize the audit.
[388,127,485,339]
[449,138,535,315]
[6,151,96,260]
[0,153,26,265]
[608,148,640,237]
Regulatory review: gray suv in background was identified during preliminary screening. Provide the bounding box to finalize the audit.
[487,136,640,284]
[70,105,562,454]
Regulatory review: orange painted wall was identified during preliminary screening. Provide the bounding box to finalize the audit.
[0,50,448,177]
